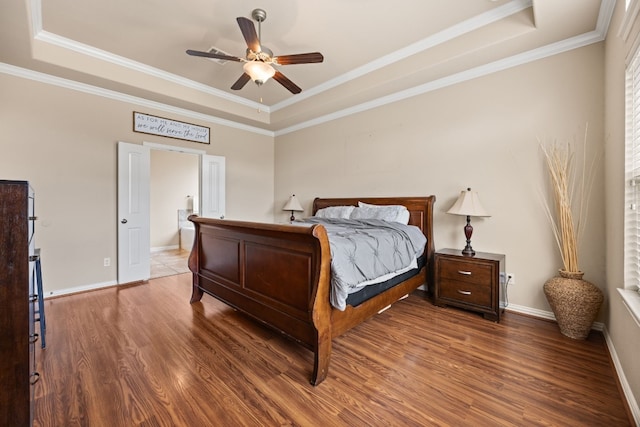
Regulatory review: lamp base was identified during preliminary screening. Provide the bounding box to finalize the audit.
[461,245,475,257]
[462,216,475,256]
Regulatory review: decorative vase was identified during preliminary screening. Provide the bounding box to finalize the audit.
[543,270,604,340]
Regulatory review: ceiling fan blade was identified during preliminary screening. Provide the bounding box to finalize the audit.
[186,49,242,62]
[231,73,252,90]
[274,52,324,65]
[273,71,302,94]
[236,17,261,53]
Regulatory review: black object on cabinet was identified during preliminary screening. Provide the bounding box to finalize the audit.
[0,180,38,426]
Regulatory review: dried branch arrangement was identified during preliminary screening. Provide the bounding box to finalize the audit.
[539,124,598,273]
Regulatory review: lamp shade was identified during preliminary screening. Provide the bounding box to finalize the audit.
[243,61,276,85]
[447,188,490,217]
[283,194,303,212]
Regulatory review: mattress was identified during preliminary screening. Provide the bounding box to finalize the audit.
[345,255,426,307]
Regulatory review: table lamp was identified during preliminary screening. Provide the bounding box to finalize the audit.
[446,188,490,256]
[283,194,304,221]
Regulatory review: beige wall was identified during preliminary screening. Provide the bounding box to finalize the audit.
[150,149,198,249]
[604,0,640,414]
[276,43,606,319]
[0,73,275,294]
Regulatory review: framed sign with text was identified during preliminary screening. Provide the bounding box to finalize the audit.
[133,112,210,144]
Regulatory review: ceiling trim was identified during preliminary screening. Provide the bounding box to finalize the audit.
[275,10,613,137]
[27,0,269,112]
[8,0,614,138]
[619,0,640,40]
[0,62,274,137]
[271,0,533,112]
[27,0,531,114]
[32,30,271,113]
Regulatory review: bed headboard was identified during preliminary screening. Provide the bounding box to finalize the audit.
[312,196,436,276]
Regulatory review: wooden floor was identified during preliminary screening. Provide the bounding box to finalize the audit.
[34,273,631,427]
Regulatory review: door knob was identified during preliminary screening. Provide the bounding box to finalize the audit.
[121,219,128,224]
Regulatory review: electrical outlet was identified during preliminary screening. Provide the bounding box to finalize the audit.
[507,273,515,285]
[104,257,111,267]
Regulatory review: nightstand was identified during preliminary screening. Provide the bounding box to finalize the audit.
[434,248,505,322]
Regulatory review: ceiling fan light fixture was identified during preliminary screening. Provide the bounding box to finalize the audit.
[243,60,276,85]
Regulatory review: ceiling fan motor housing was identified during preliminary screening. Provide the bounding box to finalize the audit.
[246,47,273,62]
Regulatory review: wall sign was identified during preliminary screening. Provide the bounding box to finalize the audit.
[133,112,210,144]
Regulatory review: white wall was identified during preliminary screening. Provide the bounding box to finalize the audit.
[0,73,275,294]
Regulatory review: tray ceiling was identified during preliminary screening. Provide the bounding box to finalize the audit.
[0,0,611,134]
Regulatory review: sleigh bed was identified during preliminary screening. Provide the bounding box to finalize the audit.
[187,196,436,385]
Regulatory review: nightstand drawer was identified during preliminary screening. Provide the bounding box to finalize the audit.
[438,258,492,285]
[434,249,505,322]
[438,279,491,307]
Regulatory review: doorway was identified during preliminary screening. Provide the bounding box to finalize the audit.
[117,141,225,284]
[149,148,198,279]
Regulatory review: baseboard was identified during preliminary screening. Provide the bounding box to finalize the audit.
[151,245,179,252]
[43,280,118,298]
[505,303,604,331]
[602,325,640,426]
[505,303,556,321]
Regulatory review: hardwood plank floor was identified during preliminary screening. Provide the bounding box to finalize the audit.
[33,273,632,426]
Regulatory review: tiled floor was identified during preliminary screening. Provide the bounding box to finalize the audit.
[150,249,190,279]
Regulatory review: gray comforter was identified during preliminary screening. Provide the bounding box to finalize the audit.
[300,218,427,310]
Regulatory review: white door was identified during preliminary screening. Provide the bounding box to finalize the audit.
[200,155,225,219]
[117,141,150,284]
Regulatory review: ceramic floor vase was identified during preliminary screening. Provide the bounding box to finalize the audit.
[543,270,604,340]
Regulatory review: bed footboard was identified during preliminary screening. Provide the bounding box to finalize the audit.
[187,216,333,385]
[188,195,435,386]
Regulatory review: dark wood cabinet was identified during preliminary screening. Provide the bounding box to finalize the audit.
[0,180,37,426]
[434,248,505,322]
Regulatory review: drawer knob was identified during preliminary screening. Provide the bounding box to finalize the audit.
[457,290,472,295]
[457,270,472,275]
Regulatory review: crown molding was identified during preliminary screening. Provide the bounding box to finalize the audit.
[0,62,274,137]
[12,0,614,137]
[270,0,533,112]
[32,30,269,113]
[619,0,640,40]
[27,0,531,115]
[275,26,609,136]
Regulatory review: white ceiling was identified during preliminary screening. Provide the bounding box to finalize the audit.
[0,0,612,134]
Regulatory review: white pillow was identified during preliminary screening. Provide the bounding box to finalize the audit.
[315,205,355,219]
[351,202,410,224]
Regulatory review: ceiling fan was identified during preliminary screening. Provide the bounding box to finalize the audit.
[186,8,324,94]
